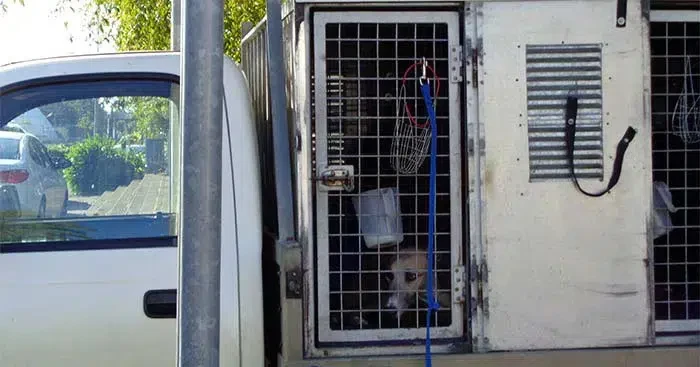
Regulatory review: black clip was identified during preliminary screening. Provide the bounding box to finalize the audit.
[616,0,628,28]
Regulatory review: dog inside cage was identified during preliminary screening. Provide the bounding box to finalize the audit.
[321,21,456,332]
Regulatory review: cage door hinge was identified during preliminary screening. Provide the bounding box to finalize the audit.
[449,44,463,84]
[471,258,489,317]
[314,165,354,192]
[452,265,467,304]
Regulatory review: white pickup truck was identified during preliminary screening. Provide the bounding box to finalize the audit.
[0,52,264,367]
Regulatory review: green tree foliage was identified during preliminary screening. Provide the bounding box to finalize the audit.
[63,135,145,196]
[225,0,267,61]
[117,96,170,145]
[56,0,267,62]
[0,0,24,14]
[52,0,267,143]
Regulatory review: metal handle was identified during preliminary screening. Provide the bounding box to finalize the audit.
[143,289,176,318]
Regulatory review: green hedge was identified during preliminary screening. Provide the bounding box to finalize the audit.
[47,144,70,162]
[48,136,145,196]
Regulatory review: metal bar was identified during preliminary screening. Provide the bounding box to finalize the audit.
[177,0,224,366]
[170,0,181,217]
[650,10,700,22]
[171,0,181,51]
[467,2,489,351]
[265,0,296,245]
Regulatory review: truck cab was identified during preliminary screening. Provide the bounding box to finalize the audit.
[0,52,264,367]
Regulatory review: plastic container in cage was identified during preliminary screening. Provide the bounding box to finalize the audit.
[352,187,404,248]
[653,181,678,239]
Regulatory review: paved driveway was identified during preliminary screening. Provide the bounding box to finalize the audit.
[66,173,170,216]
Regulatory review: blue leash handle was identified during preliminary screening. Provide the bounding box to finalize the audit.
[420,82,439,367]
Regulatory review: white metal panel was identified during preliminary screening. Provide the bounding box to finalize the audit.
[0,52,180,85]
[0,248,178,367]
[477,0,652,350]
[650,10,700,22]
[222,56,265,367]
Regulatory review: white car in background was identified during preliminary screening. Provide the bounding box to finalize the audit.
[0,130,70,218]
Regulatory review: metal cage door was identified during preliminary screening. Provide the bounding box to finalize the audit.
[312,10,464,345]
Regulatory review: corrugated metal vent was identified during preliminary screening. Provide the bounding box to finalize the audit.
[526,43,604,181]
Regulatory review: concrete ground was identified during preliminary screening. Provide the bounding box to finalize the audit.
[66,173,170,216]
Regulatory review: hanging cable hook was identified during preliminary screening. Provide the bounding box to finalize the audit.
[420,57,429,86]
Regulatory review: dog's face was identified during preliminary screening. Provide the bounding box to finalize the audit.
[384,252,428,318]
[383,251,452,321]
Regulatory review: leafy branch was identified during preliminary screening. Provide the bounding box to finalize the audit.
[53,0,267,62]
[0,0,24,14]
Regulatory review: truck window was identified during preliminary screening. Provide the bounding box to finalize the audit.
[0,75,179,244]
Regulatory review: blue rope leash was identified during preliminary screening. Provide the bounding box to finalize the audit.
[420,81,439,367]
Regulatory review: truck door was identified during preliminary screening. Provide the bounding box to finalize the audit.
[0,53,265,367]
[0,58,181,366]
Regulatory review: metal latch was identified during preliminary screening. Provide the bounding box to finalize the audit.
[285,268,302,299]
[314,165,354,192]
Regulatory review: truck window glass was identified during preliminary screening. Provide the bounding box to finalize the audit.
[0,77,179,244]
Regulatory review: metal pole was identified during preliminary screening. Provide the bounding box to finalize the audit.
[265,0,295,244]
[170,0,180,219]
[177,0,224,366]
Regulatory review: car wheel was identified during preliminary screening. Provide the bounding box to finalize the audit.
[37,196,46,218]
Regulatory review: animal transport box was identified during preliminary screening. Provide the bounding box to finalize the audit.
[241,0,699,362]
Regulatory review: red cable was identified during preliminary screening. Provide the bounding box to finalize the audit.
[400,61,440,128]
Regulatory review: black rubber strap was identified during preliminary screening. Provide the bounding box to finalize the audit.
[564,96,637,197]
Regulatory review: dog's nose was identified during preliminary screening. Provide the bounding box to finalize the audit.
[385,294,405,318]
[385,294,398,309]
[385,294,404,319]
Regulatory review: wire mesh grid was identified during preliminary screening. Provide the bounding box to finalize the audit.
[650,20,700,329]
[318,21,456,333]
